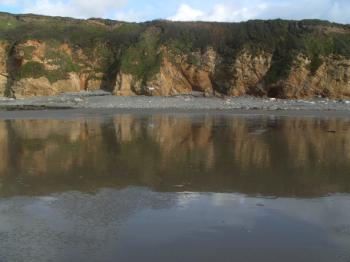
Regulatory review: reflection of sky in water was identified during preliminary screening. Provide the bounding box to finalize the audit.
[1,189,349,262]
[178,192,350,246]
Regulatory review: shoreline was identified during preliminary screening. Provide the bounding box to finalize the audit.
[0,92,349,119]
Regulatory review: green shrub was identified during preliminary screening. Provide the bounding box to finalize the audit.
[22,46,36,60]
[16,61,46,79]
[1,13,350,91]
[309,55,323,75]
[120,29,162,82]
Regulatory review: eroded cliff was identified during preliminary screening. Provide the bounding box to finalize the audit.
[0,13,350,98]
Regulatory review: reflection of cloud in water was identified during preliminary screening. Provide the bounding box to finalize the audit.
[204,193,350,258]
[207,193,350,233]
[268,195,350,252]
[174,191,350,254]
[0,188,350,261]
[0,188,175,262]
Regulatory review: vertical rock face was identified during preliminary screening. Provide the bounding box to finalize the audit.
[11,75,81,97]
[114,48,274,97]
[114,73,141,96]
[114,48,350,99]
[0,42,8,95]
[228,51,272,96]
[3,41,350,98]
[114,48,218,96]
[147,48,217,96]
[279,55,350,98]
[0,13,350,99]
[0,39,108,97]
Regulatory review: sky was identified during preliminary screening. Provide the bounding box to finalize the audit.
[0,0,350,24]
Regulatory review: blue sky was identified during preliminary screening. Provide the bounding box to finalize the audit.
[0,0,350,24]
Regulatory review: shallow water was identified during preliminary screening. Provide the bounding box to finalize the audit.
[0,114,349,262]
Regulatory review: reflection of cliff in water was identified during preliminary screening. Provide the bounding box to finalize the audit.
[0,115,349,197]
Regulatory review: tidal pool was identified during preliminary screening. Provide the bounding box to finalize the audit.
[0,113,349,262]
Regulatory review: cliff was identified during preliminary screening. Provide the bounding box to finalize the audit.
[0,12,350,98]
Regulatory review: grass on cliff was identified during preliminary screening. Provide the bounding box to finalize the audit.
[15,61,72,83]
[1,13,350,90]
[12,44,82,83]
[120,28,162,82]
[156,19,350,84]
[15,61,45,80]
[45,49,80,72]
[0,13,143,48]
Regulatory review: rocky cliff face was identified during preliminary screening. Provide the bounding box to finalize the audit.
[114,48,350,98]
[0,13,350,98]
[114,48,272,97]
[275,54,350,98]
[0,42,8,96]
[0,39,107,97]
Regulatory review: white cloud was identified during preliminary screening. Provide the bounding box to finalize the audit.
[170,0,350,24]
[169,4,204,21]
[2,0,350,24]
[170,2,268,22]
[0,0,17,5]
[22,0,127,18]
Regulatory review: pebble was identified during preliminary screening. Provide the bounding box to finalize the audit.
[0,93,349,111]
